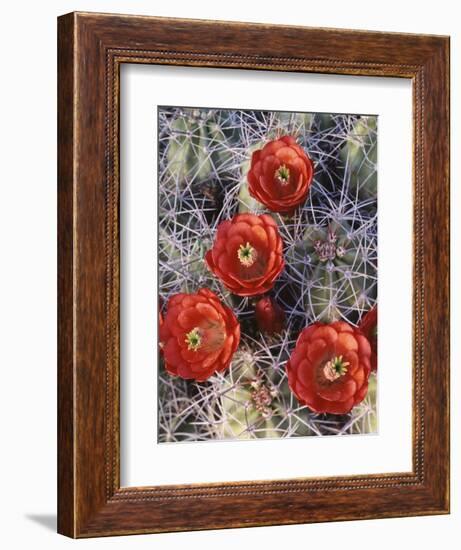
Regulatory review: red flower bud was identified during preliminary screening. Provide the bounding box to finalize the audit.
[255,296,285,335]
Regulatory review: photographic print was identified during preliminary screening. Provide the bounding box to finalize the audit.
[158,106,378,443]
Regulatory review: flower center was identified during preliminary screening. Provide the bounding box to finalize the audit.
[323,355,350,382]
[185,327,202,351]
[237,242,257,267]
[275,164,290,184]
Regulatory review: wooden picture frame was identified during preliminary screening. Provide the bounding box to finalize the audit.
[57,12,450,538]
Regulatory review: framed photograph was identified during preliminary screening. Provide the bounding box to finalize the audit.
[58,12,450,537]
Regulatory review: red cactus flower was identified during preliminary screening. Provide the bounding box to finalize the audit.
[286,321,371,414]
[159,309,164,355]
[247,135,314,213]
[205,213,284,297]
[359,307,377,372]
[160,289,240,382]
[255,296,285,334]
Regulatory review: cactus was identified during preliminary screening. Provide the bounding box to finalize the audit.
[237,141,267,214]
[165,108,235,186]
[286,219,377,322]
[157,107,378,442]
[340,116,377,201]
[219,351,286,440]
[274,111,315,135]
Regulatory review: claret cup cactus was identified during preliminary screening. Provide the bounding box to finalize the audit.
[158,107,378,442]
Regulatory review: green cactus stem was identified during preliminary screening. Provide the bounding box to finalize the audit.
[166,108,234,185]
[340,116,377,201]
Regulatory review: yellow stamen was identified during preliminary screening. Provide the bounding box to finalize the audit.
[323,355,350,381]
[185,327,202,351]
[237,242,257,267]
[275,164,290,184]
